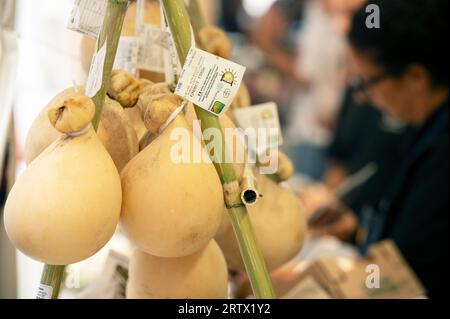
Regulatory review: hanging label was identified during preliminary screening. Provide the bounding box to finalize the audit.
[136,24,167,73]
[233,102,284,153]
[86,41,107,98]
[175,47,246,116]
[153,27,172,51]
[114,37,139,76]
[163,27,183,84]
[67,0,106,38]
[36,284,53,299]
[160,5,182,85]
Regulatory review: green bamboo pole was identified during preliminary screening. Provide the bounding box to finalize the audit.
[187,1,286,187]
[36,0,129,299]
[91,0,130,130]
[162,0,276,299]
[37,265,65,299]
[185,0,205,34]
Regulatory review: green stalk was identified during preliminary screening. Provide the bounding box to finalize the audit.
[186,0,205,34]
[91,0,130,130]
[37,265,65,299]
[162,0,275,299]
[37,0,129,299]
[187,1,285,186]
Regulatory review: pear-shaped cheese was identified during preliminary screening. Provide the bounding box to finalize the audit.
[216,174,306,271]
[184,103,246,182]
[25,87,138,172]
[4,96,122,265]
[127,240,228,299]
[120,114,224,257]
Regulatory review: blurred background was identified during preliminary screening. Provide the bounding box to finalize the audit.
[1,0,448,299]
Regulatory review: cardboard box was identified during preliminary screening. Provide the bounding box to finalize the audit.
[283,240,426,299]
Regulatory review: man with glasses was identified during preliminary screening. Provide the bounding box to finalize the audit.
[304,0,449,298]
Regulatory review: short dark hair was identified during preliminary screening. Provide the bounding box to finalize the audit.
[349,0,449,87]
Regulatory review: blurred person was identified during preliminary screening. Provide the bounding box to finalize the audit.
[249,0,307,86]
[250,0,363,85]
[219,0,306,127]
[283,0,364,180]
[219,0,244,32]
[305,88,418,216]
[303,0,449,298]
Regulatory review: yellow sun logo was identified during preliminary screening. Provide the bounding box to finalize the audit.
[221,69,237,86]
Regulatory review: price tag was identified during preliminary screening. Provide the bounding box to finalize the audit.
[175,47,246,116]
[114,37,139,76]
[36,284,53,299]
[163,27,183,85]
[233,102,284,154]
[67,0,106,38]
[158,4,183,85]
[136,24,167,73]
[86,41,107,98]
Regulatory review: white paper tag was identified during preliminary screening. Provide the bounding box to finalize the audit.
[164,30,183,84]
[234,102,284,153]
[153,27,172,51]
[36,284,53,299]
[136,24,167,73]
[175,47,246,116]
[86,41,107,98]
[67,0,106,38]
[160,8,183,85]
[114,37,138,76]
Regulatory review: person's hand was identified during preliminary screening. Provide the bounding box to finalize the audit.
[299,184,336,220]
[324,162,348,190]
[309,208,358,242]
[299,184,358,242]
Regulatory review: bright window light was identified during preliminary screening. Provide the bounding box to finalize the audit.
[243,0,277,18]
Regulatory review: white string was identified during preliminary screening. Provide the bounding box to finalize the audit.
[68,123,92,137]
[158,100,189,134]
